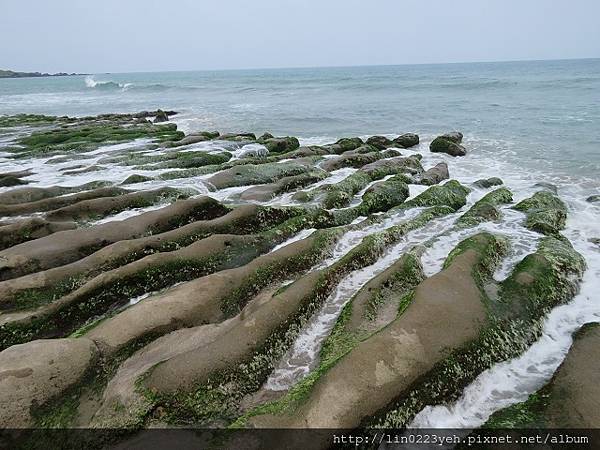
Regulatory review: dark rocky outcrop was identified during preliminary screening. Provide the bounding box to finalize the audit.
[319,149,399,172]
[257,136,300,154]
[120,174,153,185]
[153,109,169,123]
[366,135,394,150]
[0,176,29,187]
[420,162,449,185]
[393,133,419,148]
[586,194,600,203]
[430,131,467,156]
[473,177,503,189]
[457,187,513,227]
[325,137,364,154]
[513,191,567,236]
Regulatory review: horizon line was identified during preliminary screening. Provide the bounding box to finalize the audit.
[6,56,600,77]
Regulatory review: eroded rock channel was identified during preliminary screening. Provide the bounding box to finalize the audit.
[0,111,594,448]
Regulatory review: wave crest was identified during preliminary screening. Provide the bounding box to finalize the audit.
[84,76,132,91]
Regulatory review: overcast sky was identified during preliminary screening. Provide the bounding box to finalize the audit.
[2,0,599,73]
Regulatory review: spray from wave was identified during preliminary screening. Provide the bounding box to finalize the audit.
[84,75,133,91]
[83,76,178,93]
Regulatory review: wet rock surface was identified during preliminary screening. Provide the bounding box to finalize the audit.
[0,112,590,447]
[430,131,467,156]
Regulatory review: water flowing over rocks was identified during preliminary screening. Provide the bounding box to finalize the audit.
[0,111,595,448]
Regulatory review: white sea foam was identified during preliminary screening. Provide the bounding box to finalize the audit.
[407,144,600,431]
[270,228,317,253]
[1,86,599,425]
[85,75,132,91]
[265,209,463,391]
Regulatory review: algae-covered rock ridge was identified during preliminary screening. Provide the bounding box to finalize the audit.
[0,111,595,448]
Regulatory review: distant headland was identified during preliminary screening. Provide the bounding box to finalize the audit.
[0,69,86,79]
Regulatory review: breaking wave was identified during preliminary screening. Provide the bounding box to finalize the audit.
[84,76,173,93]
[85,76,132,91]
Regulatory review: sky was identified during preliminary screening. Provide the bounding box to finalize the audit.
[1,0,599,73]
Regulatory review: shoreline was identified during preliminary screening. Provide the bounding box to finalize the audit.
[0,69,87,79]
[0,110,597,445]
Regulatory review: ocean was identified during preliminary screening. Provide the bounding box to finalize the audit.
[1,58,599,429]
[1,58,599,178]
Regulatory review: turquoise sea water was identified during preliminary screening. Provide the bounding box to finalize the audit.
[1,58,599,178]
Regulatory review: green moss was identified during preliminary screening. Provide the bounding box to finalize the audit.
[321,171,373,209]
[369,319,541,428]
[499,236,585,320]
[0,207,311,348]
[513,191,567,236]
[0,220,312,347]
[366,234,585,428]
[401,180,471,211]
[232,315,359,428]
[359,176,409,214]
[444,233,508,278]
[294,157,421,210]
[328,137,364,153]
[135,152,231,170]
[363,253,424,322]
[7,118,183,158]
[220,228,342,316]
[210,161,310,189]
[485,386,552,428]
[233,210,455,426]
[7,275,86,311]
[272,170,328,195]
[230,289,365,426]
[526,209,567,236]
[69,314,110,338]
[145,260,346,426]
[397,291,415,317]
[457,187,513,227]
[259,136,300,153]
[514,191,566,213]
[139,207,452,427]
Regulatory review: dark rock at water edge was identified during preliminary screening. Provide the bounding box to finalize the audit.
[586,195,600,203]
[258,136,300,154]
[366,133,419,150]
[0,176,30,187]
[120,174,154,185]
[473,177,503,189]
[393,133,419,148]
[326,137,364,154]
[366,135,395,150]
[430,132,466,157]
[219,132,257,142]
[533,182,558,194]
[153,109,169,123]
[421,162,449,186]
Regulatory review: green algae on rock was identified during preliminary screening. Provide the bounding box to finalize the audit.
[486,322,600,429]
[429,132,466,157]
[457,187,513,227]
[513,191,567,236]
[7,120,184,158]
